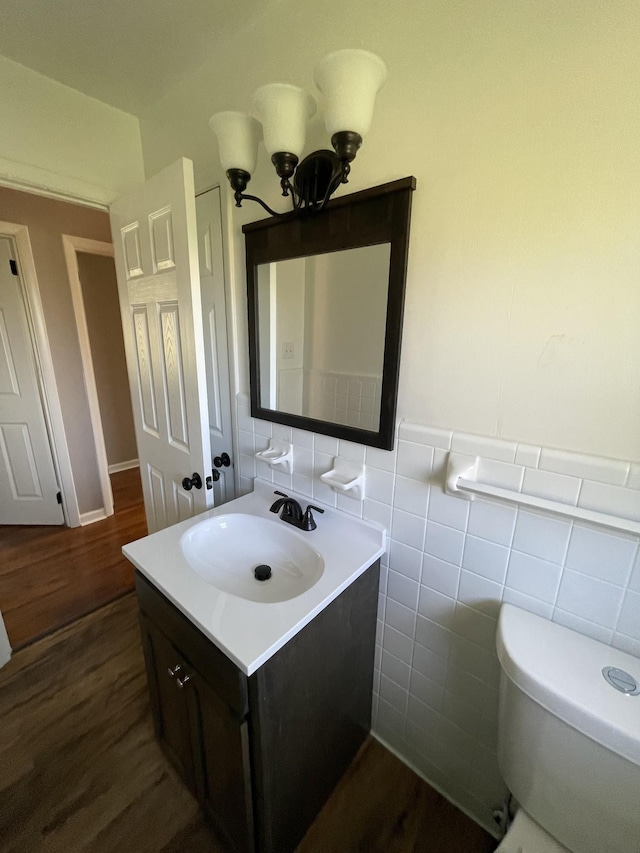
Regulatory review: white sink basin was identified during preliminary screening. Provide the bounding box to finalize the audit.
[180,513,324,603]
[123,479,386,674]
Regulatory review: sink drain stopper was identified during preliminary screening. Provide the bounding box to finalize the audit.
[254,564,272,581]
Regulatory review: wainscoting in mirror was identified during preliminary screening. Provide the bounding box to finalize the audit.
[306,369,381,431]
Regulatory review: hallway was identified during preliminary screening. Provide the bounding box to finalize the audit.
[0,467,146,649]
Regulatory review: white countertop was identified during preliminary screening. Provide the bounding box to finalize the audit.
[123,479,387,675]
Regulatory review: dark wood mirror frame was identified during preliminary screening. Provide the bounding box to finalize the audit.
[243,176,416,450]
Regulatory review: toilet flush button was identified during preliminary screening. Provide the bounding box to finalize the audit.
[602,666,640,695]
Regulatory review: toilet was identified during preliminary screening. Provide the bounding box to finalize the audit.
[495,603,640,853]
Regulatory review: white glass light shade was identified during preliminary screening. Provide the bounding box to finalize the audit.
[313,49,387,138]
[208,111,262,174]
[252,83,316,158]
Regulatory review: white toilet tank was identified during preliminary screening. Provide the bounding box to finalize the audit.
[496,604,640,853]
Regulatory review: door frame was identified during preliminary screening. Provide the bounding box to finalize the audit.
[0,221,79,527]
[195,184,237,505]
[62,235,128,522]
[206,181,242,498]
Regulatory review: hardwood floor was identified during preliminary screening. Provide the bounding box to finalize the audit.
[0,594,497,853]
[297,741,497,853]
[0,467,147,649]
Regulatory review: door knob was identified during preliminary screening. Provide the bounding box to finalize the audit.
[213,452,231,468]
[182,473,202,491]
[206,470,220,489]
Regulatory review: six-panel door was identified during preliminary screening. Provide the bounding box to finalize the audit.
[110,159,213,533]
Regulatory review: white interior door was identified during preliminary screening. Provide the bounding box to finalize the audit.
[196,188,235,506]
[0,238,64,525]
[110,159,213,533]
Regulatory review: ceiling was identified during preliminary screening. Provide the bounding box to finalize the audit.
[0,0,271,115]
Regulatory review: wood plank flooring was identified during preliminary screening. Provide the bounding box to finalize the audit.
[0,594,497,853]
[0,467,147,648]
[297,740,497,853]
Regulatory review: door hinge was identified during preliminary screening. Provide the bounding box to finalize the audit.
[56,491,62,505]
[9,259,18,276]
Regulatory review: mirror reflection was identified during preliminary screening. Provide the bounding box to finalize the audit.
[256,244,391,432]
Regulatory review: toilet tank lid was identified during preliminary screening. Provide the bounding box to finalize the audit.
[497,604,640,767]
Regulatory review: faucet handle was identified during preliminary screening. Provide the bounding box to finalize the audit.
[302,504,324,531]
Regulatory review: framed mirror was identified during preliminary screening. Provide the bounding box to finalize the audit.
[243,176,416,450]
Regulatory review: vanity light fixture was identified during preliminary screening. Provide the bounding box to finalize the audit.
[209,49,387,216]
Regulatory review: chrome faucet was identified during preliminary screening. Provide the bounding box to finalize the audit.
[269,491,324,531]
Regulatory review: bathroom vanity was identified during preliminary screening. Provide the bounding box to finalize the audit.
[124,481,386,852]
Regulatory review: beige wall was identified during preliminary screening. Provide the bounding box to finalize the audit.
[308,245,389,377]
[139,0,640,463]
[0,54,144,205]
[0,186,112,513]
[77,253,137,468]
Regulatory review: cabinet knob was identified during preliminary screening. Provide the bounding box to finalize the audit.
[167,664,182,678]
[176,673,191,689]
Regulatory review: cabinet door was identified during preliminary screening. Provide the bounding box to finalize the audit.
[138,614,196,792]
[187,672,254,853]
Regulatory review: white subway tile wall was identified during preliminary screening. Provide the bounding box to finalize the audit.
[235,398,640,832]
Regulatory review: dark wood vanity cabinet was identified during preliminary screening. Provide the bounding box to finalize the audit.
[139,613,255,847]
[135,560,379,853]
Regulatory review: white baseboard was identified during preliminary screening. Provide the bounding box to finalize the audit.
[108,459,139,474]
[80,508,109,526]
